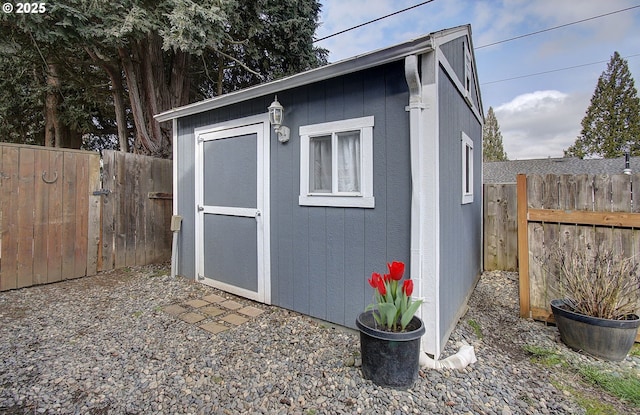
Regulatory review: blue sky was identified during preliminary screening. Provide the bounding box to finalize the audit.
[314,0,640,160]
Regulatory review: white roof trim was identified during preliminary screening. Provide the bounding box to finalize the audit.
[155,33,444,122]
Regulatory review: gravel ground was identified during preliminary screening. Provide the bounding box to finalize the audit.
[0,264,638,414]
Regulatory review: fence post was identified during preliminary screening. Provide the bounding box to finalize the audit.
[517,174,530,318]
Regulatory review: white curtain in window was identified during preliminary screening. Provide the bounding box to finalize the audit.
[311,136,332,192]
[337,132,360,192]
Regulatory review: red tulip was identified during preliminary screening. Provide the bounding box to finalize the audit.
[387,261,405,281]
[368,272,386,296]
[402,279,414,297]
[377,280,387,296]
[368,272,382,288]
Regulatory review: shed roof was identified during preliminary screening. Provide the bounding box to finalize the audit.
[483,157,640,184]
[155,25,473,122]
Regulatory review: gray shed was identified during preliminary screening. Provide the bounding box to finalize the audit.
[156,25,483,357]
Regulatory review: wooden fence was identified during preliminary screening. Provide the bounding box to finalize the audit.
[484,182,518,271]
[0,144,172,291]
[515,173,640,322]
[484,174,640,272]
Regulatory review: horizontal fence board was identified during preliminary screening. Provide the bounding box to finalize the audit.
[528,208,640,227]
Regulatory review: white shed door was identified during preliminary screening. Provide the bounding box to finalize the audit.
[195,115,270,304]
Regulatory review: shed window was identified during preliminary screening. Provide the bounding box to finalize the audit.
[300,116,374,208]
[461,132,474,204]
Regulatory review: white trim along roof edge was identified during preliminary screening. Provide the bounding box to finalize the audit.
[154,26,473,123]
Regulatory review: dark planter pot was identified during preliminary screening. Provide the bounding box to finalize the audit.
[356,310,425,388]
[550,299,640,361]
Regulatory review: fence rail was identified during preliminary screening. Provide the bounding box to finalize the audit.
[0,144,172,291]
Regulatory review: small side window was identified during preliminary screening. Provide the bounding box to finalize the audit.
[461,132,474,204]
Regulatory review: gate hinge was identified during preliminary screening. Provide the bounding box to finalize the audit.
[197,205,204,212]
[197,274,205,281]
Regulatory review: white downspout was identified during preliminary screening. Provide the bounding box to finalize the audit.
[404,55,424,305]
[404,55,433,342]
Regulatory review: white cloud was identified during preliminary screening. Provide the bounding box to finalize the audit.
[494,90,590,159]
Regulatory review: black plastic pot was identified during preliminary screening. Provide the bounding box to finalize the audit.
[550,299,640,361]
[356,310,425,388]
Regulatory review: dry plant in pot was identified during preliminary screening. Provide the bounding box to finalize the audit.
[547,246,640,361]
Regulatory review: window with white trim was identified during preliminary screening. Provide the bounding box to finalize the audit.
[461,132,474,204]
[299,116,374,208]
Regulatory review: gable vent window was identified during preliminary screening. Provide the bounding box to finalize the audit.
[300,116,374,208]
[464,42,472,97]
[461,131,474,204]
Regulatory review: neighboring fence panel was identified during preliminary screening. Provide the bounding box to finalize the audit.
[0,144,172,291]
[483,183,518,271]
[0,144,101,290]
[516,173,640,322]
[100,150,173,271]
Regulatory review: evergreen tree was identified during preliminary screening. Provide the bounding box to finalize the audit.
[483,107,508,161]
[565,51,640,158]
[0,0,328,156]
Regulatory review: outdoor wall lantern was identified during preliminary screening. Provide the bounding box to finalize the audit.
[268,95,290,143]
[623,142,632,175]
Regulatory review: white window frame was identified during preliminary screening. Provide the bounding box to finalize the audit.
[461,132,474,204]
[299,116,375,208]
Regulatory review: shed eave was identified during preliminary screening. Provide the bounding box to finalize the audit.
[154,35,435,123]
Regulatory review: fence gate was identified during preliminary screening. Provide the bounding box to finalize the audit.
[0,144,101,290]
[0,144,173,291]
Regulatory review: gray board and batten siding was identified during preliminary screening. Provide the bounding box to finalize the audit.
[436,36,484,347]
[175,61,412,328]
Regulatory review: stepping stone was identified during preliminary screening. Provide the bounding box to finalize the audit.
[221,314,248,326]
[238,306,264,318]
[164,304,188,316]
[201,306,225,317]
[199,322,229,334]
[219,300,243,310]
[179,312,206,324]
[202,294,226,304]
[184,299,210,308]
